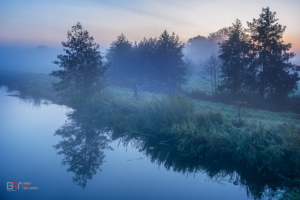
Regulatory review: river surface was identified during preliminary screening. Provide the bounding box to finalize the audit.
[0,87,281,200]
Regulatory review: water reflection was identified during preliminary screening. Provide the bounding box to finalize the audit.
[53,116,113,188]
[52,109,295,198]
[111,131,289,200]
[4,86,45,107]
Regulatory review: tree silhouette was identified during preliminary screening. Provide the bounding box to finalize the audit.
[156,30,187,86]
[106,31,187,86]
[50,22,109,101]
[218,19,253,97]
[106,34,134,85]
[247,7,300,99]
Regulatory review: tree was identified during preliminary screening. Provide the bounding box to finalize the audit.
[200,53,221,95]
[50,22,109,101]
[218,19,253,97]
[155,30,187,86]
[106,34,134,85]
[135,37,158,84]
[106,30,187,87]
[247,7,300,99]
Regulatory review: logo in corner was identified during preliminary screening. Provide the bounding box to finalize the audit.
[7,182,22,191]
[7,182,38,191]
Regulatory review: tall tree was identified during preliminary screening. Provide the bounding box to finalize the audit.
[218,19,252,97]
[247,7,300,99]
[135,37,158,84]
[106,31,187,87]
[50,22,109,101]
[106,34,134,85]
[156,30,187,86]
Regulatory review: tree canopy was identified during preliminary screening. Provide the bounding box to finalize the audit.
[106,30,187,87]
[50,22,109,101]
[218,19,253,97]
[247,7,299,99]
[218,8,299,101]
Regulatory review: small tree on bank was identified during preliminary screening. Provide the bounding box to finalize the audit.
[50,22,109,101]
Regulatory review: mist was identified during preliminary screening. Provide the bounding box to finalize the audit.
[0,45,62,73]
[184,35,218,65]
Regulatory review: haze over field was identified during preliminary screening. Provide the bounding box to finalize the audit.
[0,0,299,72]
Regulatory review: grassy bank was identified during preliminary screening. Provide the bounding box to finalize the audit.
[1,70,300,179]
[79,91,300,178]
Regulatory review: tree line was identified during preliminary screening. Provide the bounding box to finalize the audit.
[49,7,299,111]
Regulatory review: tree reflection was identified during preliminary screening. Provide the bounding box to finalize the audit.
[112,131,293,200]
[53,118,112,188]
[53,116,298,198]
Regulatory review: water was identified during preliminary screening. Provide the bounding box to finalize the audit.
[0,87,283,200]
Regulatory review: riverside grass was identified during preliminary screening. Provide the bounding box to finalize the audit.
[1,70,300,178]
[85,92,300,177]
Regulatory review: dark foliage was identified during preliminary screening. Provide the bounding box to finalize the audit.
[106,30,187,87]
[50,22,109,102]
[105,34,134,85]
[218,8,300,103]
[248,7,300,100]
[218,19,255,98]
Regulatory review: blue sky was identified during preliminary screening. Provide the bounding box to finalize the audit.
[1,0,299,51]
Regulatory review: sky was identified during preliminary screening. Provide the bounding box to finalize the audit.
[1,0,299,49]
[0,0,299,72]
